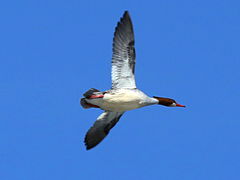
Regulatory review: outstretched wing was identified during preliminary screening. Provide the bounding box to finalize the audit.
[84,111,124,150]
[111,11,136,89]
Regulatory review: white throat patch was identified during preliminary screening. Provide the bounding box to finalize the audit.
[169,102,177,107]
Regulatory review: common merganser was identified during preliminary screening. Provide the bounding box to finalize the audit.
[81,11,185,150]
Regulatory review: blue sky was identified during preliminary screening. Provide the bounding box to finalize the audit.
[1,0,240,179]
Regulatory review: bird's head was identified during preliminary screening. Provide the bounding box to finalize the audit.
[153,96,185,107]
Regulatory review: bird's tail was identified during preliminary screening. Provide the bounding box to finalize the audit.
[80,88,102,109]
[80,98,92,109]
[83,88,100,98]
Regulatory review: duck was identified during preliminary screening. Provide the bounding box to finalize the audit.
[81,11,185,150]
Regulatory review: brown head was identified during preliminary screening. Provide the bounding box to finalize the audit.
[153,96,185,107]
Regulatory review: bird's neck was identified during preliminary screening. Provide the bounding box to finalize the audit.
[152,97,173,106]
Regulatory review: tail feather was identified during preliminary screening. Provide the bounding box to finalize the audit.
[80,98,90,109]
[83,88,100,98]
[81,88,103,109]
[80,98,100,109]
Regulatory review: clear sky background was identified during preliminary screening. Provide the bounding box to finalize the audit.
[1,0,240,179]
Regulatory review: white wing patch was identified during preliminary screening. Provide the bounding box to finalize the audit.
[111,11,136,89]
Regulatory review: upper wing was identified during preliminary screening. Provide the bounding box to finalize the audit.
[84,111,124,150]
[111,11,136,89]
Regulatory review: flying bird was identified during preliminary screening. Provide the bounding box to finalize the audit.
[81,11,185,150]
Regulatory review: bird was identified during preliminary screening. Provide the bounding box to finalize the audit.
[81,11,185,150]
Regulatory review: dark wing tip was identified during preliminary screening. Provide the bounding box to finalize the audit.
[121,11,132,25]
[84,112,124,150]
[84,137,96,150]
[85,141,93,150]
[112,10,134,48]
[84,128,106,150]
[115,11,133,30]
[84,135,91,150]
[123,10,130,18]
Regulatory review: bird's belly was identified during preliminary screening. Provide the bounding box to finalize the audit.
[88,92,143,112]
[102,100,141,112]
